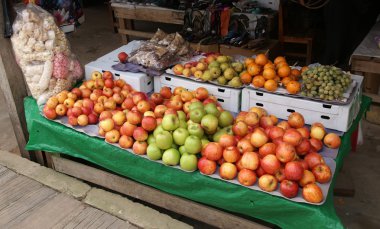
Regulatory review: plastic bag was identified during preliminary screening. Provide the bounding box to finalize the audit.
[11,4,83,105]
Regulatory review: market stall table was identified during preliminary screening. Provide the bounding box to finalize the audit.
[351,20,380,103]
[24,96,371,229]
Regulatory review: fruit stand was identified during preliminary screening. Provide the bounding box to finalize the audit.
[0,3,373,229]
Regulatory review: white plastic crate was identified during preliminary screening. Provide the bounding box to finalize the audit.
[85,60,153,93]
[154,74,242,113]
[241,75,363,132]
[96,40,143,63]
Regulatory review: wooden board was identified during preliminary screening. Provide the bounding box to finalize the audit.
[351,58,380,74]
[51,154,270,229]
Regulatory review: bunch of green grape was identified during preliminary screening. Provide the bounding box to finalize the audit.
[300,65,352,101]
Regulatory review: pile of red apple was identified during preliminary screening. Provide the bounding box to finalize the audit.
[198,108,341,203]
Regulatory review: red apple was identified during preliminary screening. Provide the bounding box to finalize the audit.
[150,93,164,105]
[302,183,324,203]
[136,100,151,114]
[133,127,148,142]
[304,152,325,169]
[118,52,128,63]
[245,112,259,127]
[238,169,257,186]
[99,110,113,121]
[195,87,209,101]
[219,134,237,148]
[81,107,91,116]
[132,92,147,105]
[160,87,172,99]
[237,139,254,154]
[310,124,326,140]
[250,128,269,148]
[141,116,157,132]
[102,71,113,80]
[99,118,114,132]
[105,129,120,143]
[258,142,277,157]
[68,115,78,126]
[268,126,285,140]
[120,122,137,137]
[240,152,259,170]
[312,164,332,183]
[259,116,274,129]
[274,167,286,182]
[260,154,281,175]
[275,142,296,163]
[232,121,248,137]
[119,135,134,149]
[310,138,323,152]
[122,97,135,110]
[297,127,310,139]
[258,174,278,192]
[296,139,311,156]
[127,110,142,125]
[299,170,316,187]
[284,161,304,181]
[71,107,83,117]
[132,141,148,155]
[197,157,217,175]
[298,159,309,170]
[277,121,290,130]
[288,112,305,128]
[323,133,341,149]
[77,114,89,126]
[55,104,67,116]
[88,113,98,124]
[104,99,116,111]
[46,97,59,109]
[283,128,302,146]
[280,180,299,198]
[223,146,240,163]
[202,142,223,161]
[219,162,238,180]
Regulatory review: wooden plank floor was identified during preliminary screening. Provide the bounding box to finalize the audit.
[0,165,137,229]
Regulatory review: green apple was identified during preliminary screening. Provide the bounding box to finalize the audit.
[162,148,180,166]
[220,63,230,71]
[179,145,188,155]
[179,120,188,129]
[147,143,162,160]
[208,61,220,69]
[187,123,204,138]
[201,138,209,148]
[204,103,220,117]
[147,134,156,144]
[177,111,186,121]
[201,112,219,134]
[180,153,198,171]
[232,62,244,73]
[217,55,228,63]
[189,101,204,111]
[173,128,189,146]
[223,125,234,135]
[228,77,243,87]
[153,125,165,137]
[224,68,236,80]
[213,129,227,142]
[189,108,206,123]
[162,114,179,131]
[201,70,212,81]
[155,130,173,150]
[209,67,221,79]
[184,135,202,154]
[218,111,234,127]
[217,76,227,85]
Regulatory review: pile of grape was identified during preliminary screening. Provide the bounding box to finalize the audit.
[300,66,352,101]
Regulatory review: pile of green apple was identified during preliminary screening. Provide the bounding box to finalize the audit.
[146,101,234,171]
[172,54,244,88]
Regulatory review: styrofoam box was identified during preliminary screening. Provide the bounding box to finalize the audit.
[96,40,143,63]
[85,60,153,93]
[155,74,242,113]
[241,75,364,132]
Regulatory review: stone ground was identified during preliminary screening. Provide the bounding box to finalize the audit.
[0,1,380,228]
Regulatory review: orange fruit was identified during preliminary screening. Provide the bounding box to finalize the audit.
[291,69,301,77]
[264,62,275,70]
[277,65,291,78]
[252,75,265,88]
[281,77,292,86]
[240,72,253,84]
[274,56,286,65]
[286,80,301,94]
[244,58,255,67]
[247,63,261,76]
[274,76,281,82]
[262,68,276,80]
[255,54,268,66]
[264,79,278,92]
[301,66,309,73]
[276,61,288,69]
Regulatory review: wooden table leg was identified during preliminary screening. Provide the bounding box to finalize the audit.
[118,18,128,44]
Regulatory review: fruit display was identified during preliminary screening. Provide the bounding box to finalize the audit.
[170,54,244,88]
[43,69,342,204]
[198,109,340,203]
[300,65,352,101]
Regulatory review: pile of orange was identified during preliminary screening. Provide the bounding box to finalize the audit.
[240,54,306,94]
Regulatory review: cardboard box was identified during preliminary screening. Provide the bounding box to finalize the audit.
[190,43,219,53]
[363,73,380,94]
[241,75,363,132]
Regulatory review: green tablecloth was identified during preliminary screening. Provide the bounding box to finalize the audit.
[24,96,371,229]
